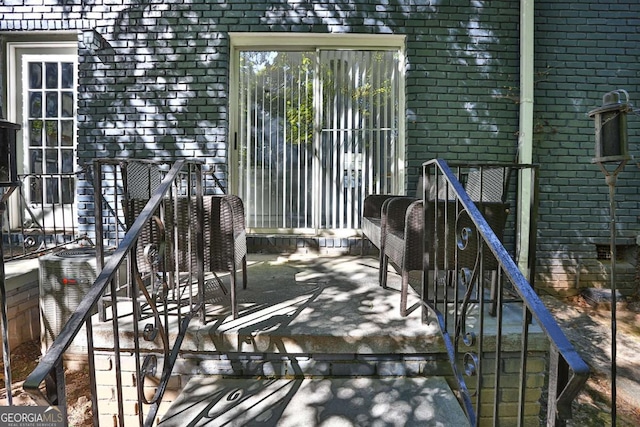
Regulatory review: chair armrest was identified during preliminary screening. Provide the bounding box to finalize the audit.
[363,194,402,219]
[382,196,419,233]
[219,195,246,236]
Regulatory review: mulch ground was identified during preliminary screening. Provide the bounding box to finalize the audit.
[0,340,92,426]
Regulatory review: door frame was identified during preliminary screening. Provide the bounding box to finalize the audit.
[5,41,78,230]
[228,33,407,235]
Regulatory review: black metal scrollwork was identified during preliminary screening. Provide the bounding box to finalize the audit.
[134,214,171,406]
[454,208,483,400]
[140,354,160,405]
[454,209,481,342]
[463,352,479,377]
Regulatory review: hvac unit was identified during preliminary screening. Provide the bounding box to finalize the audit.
[39,247,110,353]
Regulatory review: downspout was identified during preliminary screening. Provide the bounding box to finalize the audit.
[517,0,535,278]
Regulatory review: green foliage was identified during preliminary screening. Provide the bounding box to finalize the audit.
[240,50,395,146]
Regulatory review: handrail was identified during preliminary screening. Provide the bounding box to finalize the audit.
[422,159,589,426]
[24,159,206,426]
[2,162,226,261]
[2,171,84,260]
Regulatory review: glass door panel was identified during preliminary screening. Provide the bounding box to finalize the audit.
[22,54,77,231]
[237,48,400,234]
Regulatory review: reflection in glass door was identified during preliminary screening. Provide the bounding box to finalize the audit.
[237,49,401,234]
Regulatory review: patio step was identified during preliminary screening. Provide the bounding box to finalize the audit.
[158,376,469,426]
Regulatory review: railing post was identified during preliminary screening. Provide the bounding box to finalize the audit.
[547,345,568,427]
[44,361,67,419]
[0,202,12,406]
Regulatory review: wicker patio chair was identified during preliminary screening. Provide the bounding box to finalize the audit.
[464,167,509,203]
[378,166,512,317]
[208,194,248,320]
[362,174,456,266]
[130,195,248,319]
[362,194,404,284]
[381,198,510,317]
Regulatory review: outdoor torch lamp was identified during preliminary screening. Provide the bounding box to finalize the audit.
[589,89,631,164]
[588,89,634,426]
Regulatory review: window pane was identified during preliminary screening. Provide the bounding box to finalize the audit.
[238,49,400,231]
[22,53,77,213]
[61,177,75,204]
[45,121,58,146]
[29,92,42,118]
[61,92,73,117]
[29,120,43,146]
[61,63,73,88]
[46,149,58,173]
[30,150,42,174]
[29,177,42,202]
[29,62,42,89]
[46,92,58,117]
[61,149,73,173]
[45,177,59,204]
[45,63,58,89]
[61,120,73,146]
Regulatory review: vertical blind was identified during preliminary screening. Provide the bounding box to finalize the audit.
[238,49,400,233]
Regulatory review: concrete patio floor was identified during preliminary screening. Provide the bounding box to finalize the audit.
[91,253,534,355]
[196,253,441,354]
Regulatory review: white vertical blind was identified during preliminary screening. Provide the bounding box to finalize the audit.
[238,49,400,233]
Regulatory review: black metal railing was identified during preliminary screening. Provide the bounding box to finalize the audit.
[1,172,88,259]
[421,159,589,426]
[24,159,210,426]
[1,164,226,261]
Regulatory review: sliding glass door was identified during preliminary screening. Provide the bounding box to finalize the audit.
[235,46,402,235]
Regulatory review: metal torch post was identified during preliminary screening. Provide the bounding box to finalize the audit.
[598,162,626,425]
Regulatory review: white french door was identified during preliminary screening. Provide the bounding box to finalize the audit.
[233,41,404,235]
[6,43,77,232]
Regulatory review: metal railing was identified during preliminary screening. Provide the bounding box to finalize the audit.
[24,159,210,426]
[1,165,226,261]
[1,172,88,260]
[421,159,589,426]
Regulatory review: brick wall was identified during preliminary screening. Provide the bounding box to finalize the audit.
[1,0,639,295]
[1,260,40,356]
[534,0,640,296]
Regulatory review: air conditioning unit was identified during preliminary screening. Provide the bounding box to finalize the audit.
[39,247,110,353]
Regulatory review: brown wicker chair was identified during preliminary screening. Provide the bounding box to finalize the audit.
[131,195,248,319]
[362,195,405,284]
[381,198,510,317]
[361,174,458,267]
[208,195,248,320]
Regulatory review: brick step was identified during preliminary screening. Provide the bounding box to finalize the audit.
[158,376,470,426]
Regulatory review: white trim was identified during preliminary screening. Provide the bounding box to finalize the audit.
[228,44,240,194]
[230,33,406,50]
[6,41,77,123]
[517,0,535,277]
[228,33,407,196]
[4,42,78,229]
[229,34,407,233]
